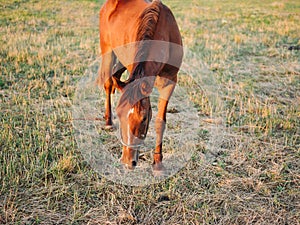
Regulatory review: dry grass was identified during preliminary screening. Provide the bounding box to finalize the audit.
[0,0,299,224]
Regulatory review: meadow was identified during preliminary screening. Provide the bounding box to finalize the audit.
[0,0,299,224]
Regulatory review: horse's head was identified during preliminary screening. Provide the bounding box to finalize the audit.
[113,77,153,169]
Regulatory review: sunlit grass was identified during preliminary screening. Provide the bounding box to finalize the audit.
[1,0,299,224]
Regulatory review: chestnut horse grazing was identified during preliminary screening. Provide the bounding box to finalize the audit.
[98,0,183,172]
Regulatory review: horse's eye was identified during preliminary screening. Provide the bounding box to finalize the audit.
[142,116,147,123]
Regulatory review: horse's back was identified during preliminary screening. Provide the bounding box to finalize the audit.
[100,0,149,48]
[99,0,183,75]
[100,0,151,71]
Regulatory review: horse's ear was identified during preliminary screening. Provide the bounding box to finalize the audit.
[112,76,127,92]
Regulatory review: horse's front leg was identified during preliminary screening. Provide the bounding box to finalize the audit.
[153,98,168,171]
[152,73,178,174]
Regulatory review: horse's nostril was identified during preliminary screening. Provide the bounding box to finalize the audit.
[132,161,137,167]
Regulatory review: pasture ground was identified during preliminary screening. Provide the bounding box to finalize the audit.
[0,0,299,224]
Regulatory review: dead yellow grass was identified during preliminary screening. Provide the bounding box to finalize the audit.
[0,0,299,224]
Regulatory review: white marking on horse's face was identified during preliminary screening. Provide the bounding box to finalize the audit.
[127,107,135,118]
[126,107,135,145]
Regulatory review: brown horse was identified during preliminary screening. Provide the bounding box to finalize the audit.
[98,0,183,172]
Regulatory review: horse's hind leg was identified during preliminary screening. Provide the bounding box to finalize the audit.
[99,52,116,129]
[102,58,126,129]
[103,78,114,129]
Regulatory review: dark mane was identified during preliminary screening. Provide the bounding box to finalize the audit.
[130,0,162,80]
[136,0,161,42]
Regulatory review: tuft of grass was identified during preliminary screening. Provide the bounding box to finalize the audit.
[1,0,299,224]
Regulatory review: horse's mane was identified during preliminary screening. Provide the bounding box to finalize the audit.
[130,0,162,80]
[136,0,161,43]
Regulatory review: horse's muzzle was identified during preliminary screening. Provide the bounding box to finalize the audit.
[120,146,139,170]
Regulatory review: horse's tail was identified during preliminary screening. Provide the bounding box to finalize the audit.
[131,0,162,80]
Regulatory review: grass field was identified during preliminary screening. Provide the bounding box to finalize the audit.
[0,0,299,224]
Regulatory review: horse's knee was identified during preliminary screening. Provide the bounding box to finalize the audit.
[104,78,113,91]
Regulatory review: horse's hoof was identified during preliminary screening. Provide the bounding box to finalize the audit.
[119,158,137,171]
[152,163,166,177]
[105,124,115,131]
